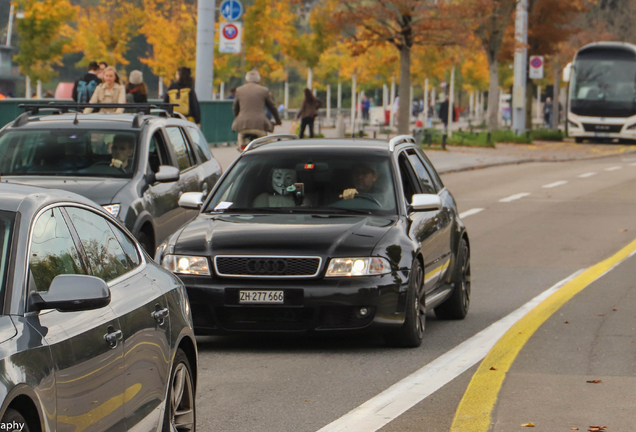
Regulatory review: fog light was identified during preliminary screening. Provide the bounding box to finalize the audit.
[359,307,369,316]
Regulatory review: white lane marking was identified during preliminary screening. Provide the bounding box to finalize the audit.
[605,166,622,171]
[579,172,597,178]
[622,157,636,161]
[459,208,485,219]
[630,163,636,167]
[499,193,531,203]
[542,181,568,189]
[316,270,585,432]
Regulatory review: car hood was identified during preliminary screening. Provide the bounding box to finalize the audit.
[174,213,397,258]
[3,176,129,205]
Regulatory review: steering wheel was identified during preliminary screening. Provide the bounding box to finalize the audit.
[353,193,382,207]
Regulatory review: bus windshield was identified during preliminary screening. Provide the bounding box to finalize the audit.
[570,47,636,118]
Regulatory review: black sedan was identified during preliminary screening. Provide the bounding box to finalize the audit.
[156,136,471,347]
[0,183,196,431]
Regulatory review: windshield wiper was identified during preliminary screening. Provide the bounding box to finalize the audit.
[205,207,373,215]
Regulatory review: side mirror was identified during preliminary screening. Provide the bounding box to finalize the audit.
[410,193,442,212]
[29,275,111,312]
[155,165,180,183]
[179,192,205,210]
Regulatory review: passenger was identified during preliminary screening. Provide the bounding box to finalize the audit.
[340,163,384,205]
[109,135,135,173]
[253,168,310,207]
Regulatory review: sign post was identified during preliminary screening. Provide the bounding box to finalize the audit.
[529,56,544,80]
[195,0,216,101]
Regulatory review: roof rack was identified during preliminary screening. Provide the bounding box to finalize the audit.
[243,134,299,152]
[19,102,179,116]
[388,135,416,152]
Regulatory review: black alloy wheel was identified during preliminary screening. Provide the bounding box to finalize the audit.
[385,259,425,348]
[435,238,470,320]
[1,408,31,432]
[163,348,196,432]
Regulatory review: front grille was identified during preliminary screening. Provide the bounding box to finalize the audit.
[217,307,314,331]
[215,256,321,277]
[582,123,623,133]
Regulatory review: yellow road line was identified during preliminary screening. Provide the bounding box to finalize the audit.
[451,237,636,432]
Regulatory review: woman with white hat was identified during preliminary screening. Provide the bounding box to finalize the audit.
[126,70,148,104]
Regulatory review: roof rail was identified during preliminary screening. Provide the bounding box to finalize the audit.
[12,112,30,127]
[243,134,299,152]
[388,135,416,152]
[19,102,179,116]
[132,112,145,128]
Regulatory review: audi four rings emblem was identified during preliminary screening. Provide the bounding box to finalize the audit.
[247,259,288,274]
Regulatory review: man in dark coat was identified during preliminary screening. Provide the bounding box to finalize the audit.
[232,70,282,150]
[72,61,102,102]
[439,95,450,131]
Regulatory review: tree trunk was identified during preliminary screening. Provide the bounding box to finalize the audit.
[487,54,499,131]
[552,61,561,130]
[398,44,411,134]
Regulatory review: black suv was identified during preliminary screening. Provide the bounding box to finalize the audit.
[0,104,222,252]
[156,135,471,347]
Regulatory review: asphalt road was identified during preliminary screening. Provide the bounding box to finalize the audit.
[194,153,636,432]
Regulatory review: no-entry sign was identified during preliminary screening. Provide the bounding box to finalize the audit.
[529,56,544,79]
[219,22,242,53]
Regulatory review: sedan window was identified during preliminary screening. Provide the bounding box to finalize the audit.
[29,208,86,292]
[406,150,437,194]
[65,207,134,282]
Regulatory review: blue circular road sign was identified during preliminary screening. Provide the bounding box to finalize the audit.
[220,0,243,21]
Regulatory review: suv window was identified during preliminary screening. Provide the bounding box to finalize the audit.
[148,131,170,174]
[29,208,86,292]
[166,127,194,171]
[406,150,436,194]
[186,126,212,162]
[66,207,134,282]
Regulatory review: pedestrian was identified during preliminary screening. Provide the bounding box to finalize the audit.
[232,70,282,150]
[297,88,321,139]
[97,61,108,80]
[439,95,450,131]
[164,66,201,124]
[427,104,434,128]
[84,66,126,114]
[227,88,237,100]
[126,70,148,105]
[266,91,275,121]
[277,103,285,118]
[72,61,102,103]
[361,93,370,122]
[543,97,552,128]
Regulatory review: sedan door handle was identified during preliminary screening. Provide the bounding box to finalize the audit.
[104,328,123,348]
[152,307,169,322]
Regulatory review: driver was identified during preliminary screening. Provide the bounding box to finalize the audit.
[253,168,310,207]
[340,163,382,203]
[109,135,135,173]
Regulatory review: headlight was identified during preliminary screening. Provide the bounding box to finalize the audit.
[325,257,392,277]
[102,204,121,218]
[627,123,636,130]
[162,255,210,275]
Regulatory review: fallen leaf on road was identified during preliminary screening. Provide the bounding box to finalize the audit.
[521,423,535,427]
[565,321,570,324]
[597,314,605,316]
[305,400,311,402]
[490,366,498,370]
[588,426,607,431]
[586,380,602,383]
[613,308,618,311]
[618,229,628,232]
[571,428,579,430]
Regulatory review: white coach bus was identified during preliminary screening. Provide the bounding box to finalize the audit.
[567,42,636,143]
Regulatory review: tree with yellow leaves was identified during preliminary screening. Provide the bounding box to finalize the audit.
[66,0,144,67]
[13,0,77,83]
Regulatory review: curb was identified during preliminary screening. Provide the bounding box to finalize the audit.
[437,148,636,175]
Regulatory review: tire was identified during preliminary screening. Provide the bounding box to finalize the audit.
[162,348,196,432]
[385,260,425,348]
[137,231,154,256]
[575,137,583,143]
[1,408,31,432]
[435,238,470,320]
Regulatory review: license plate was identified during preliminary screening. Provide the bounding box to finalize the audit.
[594,132,610,137]
[239,290,284,304]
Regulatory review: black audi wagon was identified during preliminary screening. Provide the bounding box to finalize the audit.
[156,135,471,347]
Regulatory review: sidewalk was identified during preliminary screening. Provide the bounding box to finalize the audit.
[210,125,636,174]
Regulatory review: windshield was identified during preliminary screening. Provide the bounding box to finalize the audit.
[571,48,636,118]
[0,211,15,296]
[206,150,398,216]
[0,129,139,178]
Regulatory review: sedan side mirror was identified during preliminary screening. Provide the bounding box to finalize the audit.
[28,275,111,312]
[179,192,205,210]
[410,193,442,212]
[155,165,180,183]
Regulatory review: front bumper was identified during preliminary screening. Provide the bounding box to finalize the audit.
[178,272,408,334]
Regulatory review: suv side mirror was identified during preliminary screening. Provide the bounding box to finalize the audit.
[410,194,442,212]
[155,165,180,183]
[179,192,205,210]
[28,275,111,312]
